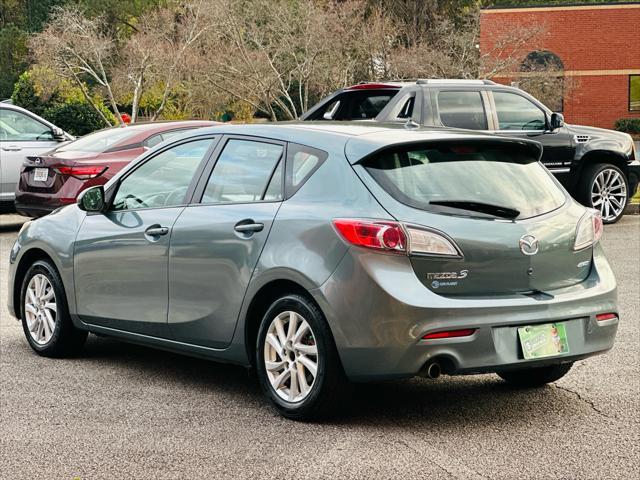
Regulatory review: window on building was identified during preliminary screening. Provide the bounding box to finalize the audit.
[630,75,640,112]
[520,50,564,112]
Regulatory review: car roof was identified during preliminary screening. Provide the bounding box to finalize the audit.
[186,122,543,163]
[344,79,497,90]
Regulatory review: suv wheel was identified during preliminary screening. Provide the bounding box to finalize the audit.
[256,293,348,420]
[498,363,573,388]
[580,163,628,224]
[20,260,87,357]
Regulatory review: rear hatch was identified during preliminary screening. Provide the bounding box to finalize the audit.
[351,137,593,296]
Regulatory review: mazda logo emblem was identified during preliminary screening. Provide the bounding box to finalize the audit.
[34,158,42,165]
[519,234,539,256]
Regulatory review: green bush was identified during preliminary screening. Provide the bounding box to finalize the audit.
[11,68,114,136]
[44,102,111,136]
[614,118,640,135]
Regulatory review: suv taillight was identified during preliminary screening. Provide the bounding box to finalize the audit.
[332,219,461,257]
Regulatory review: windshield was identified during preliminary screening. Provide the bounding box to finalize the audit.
[56,127,137,153]
[363,142,566,219]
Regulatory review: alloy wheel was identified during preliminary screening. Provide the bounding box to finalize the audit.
[263,311,319,403]
[24,274,57,345]
[591,168,627,222]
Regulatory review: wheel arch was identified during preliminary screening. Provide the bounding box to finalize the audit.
[12,248,57,320]
[243,278,322,368]
[577,150,629,178]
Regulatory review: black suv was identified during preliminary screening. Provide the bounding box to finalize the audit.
[301,80,639,223]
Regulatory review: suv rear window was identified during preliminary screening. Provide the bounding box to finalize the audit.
[363,142,566,219]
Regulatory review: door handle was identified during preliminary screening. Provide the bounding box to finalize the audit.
[234,220,264,233]
[145,225,169,237]
[1,145,22,152]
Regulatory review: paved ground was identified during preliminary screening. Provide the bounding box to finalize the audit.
[1,213,638,479]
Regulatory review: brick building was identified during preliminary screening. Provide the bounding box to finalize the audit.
[480,2,640,129]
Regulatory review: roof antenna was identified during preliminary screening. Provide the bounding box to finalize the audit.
[404,117,420,130]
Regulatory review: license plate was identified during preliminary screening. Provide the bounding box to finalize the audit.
[33,168,48,182]
[518,323,569,360]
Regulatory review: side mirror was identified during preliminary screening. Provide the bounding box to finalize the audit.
[77,186,105,213]
[322,111,333,120]
[550,112,564,130]
[52,127,66,141]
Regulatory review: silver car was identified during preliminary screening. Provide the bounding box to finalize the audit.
[0,103,72,209]
[7,123,618,419]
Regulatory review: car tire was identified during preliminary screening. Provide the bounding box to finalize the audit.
[20,260,87,357]
[579,163,628,224]
[497,363,573,388]
[256,293,349,420]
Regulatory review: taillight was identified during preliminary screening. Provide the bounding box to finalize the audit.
[596,313,618,322]
[405,226,460,257]
[54,165,107,179]
[332,219,406,253]
[422,328,476,340]
[574,209,603,250]
[332,219,462,257]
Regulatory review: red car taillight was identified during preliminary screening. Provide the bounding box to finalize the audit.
[332,219,407,253]
[332,219,462,257]
[54,165,107,179]
[596,313,618,322]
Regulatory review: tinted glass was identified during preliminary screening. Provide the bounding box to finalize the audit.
[364,143,565,219]
[112,139,213,210]
[0,109,52,141]
[58,128,137,153]
[144,133,164,148]
[493,92,546,130]
[202,139,283,203]
[438,91,487,130]
[348,94,394,120]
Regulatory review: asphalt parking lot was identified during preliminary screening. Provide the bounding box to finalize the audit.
[0,213,638,479]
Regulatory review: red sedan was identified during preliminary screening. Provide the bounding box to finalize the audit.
[15,120,218,217]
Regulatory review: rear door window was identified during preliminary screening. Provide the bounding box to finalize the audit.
[362,142,566,219]
[437,91,488,130]
[202,139,284,203]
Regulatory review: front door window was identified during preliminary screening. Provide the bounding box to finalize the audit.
[112,138,214,210]
[493,92,546,131]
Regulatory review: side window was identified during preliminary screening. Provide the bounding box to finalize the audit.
[437,91,488,130]
[286,143,328,197]
[112,138,214,211]
[493,91,546,130]
[202,139,283,203]
[144,133,164,148]
[0,109,53,141]
[397,96,415,119]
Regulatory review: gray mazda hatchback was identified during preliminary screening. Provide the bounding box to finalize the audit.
[7,123,618,419]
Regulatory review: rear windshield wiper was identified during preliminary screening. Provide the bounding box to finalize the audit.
[429,200,520,219]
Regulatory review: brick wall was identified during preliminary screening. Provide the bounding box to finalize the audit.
[480,4,640,129]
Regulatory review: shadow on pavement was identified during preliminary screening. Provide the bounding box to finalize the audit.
[78,334,580,427]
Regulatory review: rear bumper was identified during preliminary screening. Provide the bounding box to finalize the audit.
[314,244,618,381]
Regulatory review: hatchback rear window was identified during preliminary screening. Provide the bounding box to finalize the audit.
[363,142,566,219]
